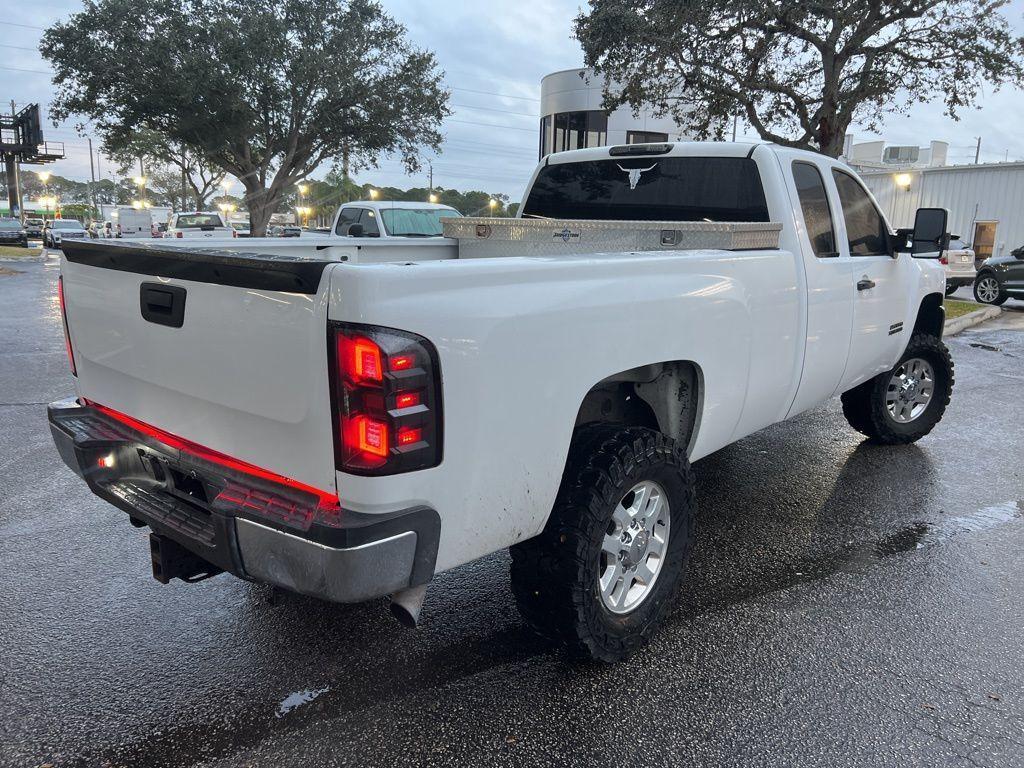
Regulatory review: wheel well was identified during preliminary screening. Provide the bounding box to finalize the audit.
[913,293,945,338]
[573,361,701,452]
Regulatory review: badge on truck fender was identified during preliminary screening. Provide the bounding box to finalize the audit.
[475,224,491,239]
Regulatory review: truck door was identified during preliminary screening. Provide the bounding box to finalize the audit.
[830,169,913,390]
[784,159,855,417]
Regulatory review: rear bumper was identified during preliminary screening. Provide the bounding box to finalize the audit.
[48,398,439,602]
[945,275,975,287]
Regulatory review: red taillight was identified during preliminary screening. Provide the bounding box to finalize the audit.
[390,354,414,371]
[57,275,76,376]
[940,255,948,265]
[338,335,383,383]
[395,391,420,409]
[330,323,442,475]
[397,426,422,446]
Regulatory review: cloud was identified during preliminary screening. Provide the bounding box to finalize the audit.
[5,0,1024,201]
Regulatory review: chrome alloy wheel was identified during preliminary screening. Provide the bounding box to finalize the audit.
[885,357,935,423]
[977,277,1000,304]
[598,480,671,614]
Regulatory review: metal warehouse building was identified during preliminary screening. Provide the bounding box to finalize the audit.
[858,162,1024,263]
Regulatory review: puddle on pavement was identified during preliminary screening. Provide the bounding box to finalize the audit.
[785,500,1022,586]
[276,686,330,718]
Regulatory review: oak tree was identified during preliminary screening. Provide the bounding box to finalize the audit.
[44,0,449,234]
[575,0,1024,156]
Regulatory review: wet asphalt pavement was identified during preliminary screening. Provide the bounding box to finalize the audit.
[2,257,1023,768]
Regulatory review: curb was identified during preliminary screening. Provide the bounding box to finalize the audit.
[944,306,1002,337]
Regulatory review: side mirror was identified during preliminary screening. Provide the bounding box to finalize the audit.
[347,223,364,237]
[910,207,949,258]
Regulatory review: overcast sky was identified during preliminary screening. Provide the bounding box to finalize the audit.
[3,0,1024,202]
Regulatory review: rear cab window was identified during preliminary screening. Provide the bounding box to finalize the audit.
[174,214,224,228]
[521,156,769,222]
[792,162,838,258]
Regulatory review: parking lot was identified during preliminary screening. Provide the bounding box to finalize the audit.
[2,256,1023,768]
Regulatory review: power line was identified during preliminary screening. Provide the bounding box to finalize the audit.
[0,43,39,52]
[449,86,539,103]
[452,102,535,119]
[446,117,536,133]
[0,65,50,75]
[0,20,46,30]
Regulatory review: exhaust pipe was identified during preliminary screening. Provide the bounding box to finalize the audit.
[389,584,428,628]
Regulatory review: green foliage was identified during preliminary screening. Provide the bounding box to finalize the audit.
[576,0,1024,156]
[43,0,450,234]
[286,174,514,224]
[107,130,226,210]
[1,171,138,209]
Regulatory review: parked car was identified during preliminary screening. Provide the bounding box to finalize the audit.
[973,246,1024,305]
[89,221,117,239]
[23,218,44,240]
[50,141,954,662]
[0,218,28,247]
[164,211,236,239]
[941,236,976,296]
[231,223,251,237]
[281,226,302,238]
[335,201,461,237]
[43,219,88,249]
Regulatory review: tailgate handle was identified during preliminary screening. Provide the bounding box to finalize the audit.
[140,283,187,328]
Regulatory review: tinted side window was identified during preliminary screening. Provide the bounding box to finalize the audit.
[792,162,837,258]
[359,208,380,236]
[335,208,360,235]
[832,170,889,256]
[522,157,769,222]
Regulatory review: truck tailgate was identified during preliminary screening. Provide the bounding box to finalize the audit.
[59,241,338,493]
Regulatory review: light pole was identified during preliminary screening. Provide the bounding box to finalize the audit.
[368,188,378,201]
[428,193,439,204]
[488,198,498,215]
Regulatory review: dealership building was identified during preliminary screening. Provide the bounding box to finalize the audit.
[538,68,691,159]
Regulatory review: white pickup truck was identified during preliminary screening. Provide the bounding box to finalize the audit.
[49,142,954,662]
[164,211,236,239]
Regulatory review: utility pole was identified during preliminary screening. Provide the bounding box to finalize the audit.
[87,136,97,220]
[974,136,981,164]
[732,114,738,142]
[428,160,433,192]
[5,100,23,221]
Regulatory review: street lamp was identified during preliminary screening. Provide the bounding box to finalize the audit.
[133,175,148,208]
[368,188,379,200]
[488,198,498,213]
[37,172,52,218]
[428,193,439,204]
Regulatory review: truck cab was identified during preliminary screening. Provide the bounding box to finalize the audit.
[333,200,461,238]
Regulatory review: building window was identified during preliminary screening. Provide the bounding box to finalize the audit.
[540,111,610,157]
[586,111,607,148]
[626,130,669,144]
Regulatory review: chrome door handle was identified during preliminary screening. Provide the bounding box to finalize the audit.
[857,277,876,291]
